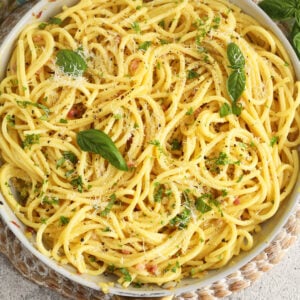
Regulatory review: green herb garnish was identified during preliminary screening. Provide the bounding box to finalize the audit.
[77,129,128,171]
[270,136,279,147]
[187,70,200,79]
[259,0,300,58]
[223,43,246,117]
[6,115,15,127]
[171,139,182,150]
[56,49,87,76]
[100,194,116,217]
[70,175,83,192]
[154,182,164,202]
[119,268,132,282]
[131,21,141,34]
[17,100,50,119]
[138,41,152,51]
[22,134,40,149]
[170,207,191,229]
[195,194,213,213]
[59,216,70,225]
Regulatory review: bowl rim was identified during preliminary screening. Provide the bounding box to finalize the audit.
[0,0,299,297]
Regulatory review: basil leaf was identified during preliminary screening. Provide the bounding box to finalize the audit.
[56,49,87,76]
[293,32,300,58]
[227,43,245,69]
[258,0,298,21]
[292,22,300,58]
[77,129,128,171]
[232,102,242,116]
[220,103,231,117]
[296,10,300,26]
[226,69,246,102]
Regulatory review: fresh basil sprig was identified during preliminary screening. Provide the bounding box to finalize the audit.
[77,129,128,171]
[220,43,246,117]
[259,0,300,58]
[56,49,87,77]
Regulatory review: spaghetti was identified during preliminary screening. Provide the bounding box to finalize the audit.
[0,0,299,288]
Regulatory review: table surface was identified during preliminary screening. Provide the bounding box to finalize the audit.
[0,237,299,300]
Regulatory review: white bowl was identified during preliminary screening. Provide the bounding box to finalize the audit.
[0,0,299,298]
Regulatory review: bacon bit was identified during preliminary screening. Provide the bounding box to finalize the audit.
[125,136,134,151]
[127,161,136,168]
[135,263,145,271]
[67,103,86,119]
[35,68,42,75]
[194,107,202,118]
[115,35,121,45]
[11,221,20,228]
[121,249,131,255]
[33,11,43,19]
[76,271,82,275]
[129,59,141,75]
[146,264,158,275]
[48,0,56,2]
[161,103,169,111]
[26,227,35,234]
[234,197,240,205]
[33,35,43,43]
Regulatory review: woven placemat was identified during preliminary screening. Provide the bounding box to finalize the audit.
[0,1,299,299]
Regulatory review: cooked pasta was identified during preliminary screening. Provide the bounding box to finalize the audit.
[0,0,299,288]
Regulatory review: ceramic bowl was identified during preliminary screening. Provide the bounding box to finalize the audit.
[0,0,299,298]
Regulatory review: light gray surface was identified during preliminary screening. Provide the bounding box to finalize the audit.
[0,237,299,300]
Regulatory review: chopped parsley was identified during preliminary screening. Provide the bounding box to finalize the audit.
[56,151,78,168]
[17,100,50,119]
[186,107,194,115]
[154,182,164,202]
[270,136,278,147]
[159,39,169,45]
[138,41,152,51]
[119,267,132,282]
[49,17,62,25]
[41,217,47,224]
[131,21,141,34]
[171,139,182,150]
[149,139,160,146]
[59,216,70,225]
[187,70,200,79]
[42,196,59,205]
[100,194,116,217]
[6,115,15,127]
[195,194,213,213]
[158,20,165,28]
[170,207,191,229]
[70,175,83,192]
[22,134,40,149]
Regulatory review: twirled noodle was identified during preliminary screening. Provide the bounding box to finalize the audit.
[0,0,299,288]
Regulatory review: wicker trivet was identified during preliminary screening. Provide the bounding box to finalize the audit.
[0,1,300,299]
